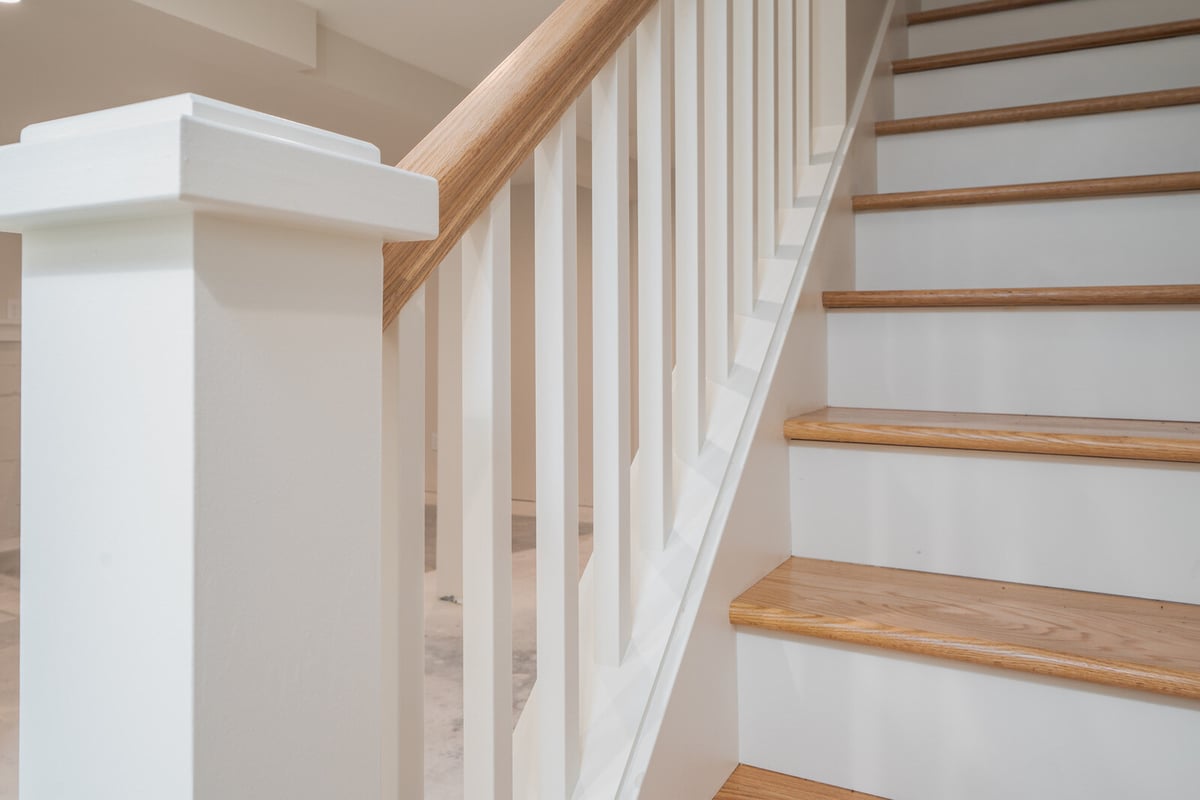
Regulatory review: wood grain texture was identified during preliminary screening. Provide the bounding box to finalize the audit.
[823,284,1200,308]
[876,86,1200,136]
[380,0,656,328]
[853,171,1200,211]
[908,0,1066,26]
[783,407,1200,463]
[715,765,887,800]
[893,18,1200,74]
[731,557,1200,701]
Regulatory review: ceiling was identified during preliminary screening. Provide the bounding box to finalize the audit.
[306,0,562,89]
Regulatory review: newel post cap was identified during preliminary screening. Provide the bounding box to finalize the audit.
[0,93,438,241]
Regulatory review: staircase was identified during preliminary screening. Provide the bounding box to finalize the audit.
[721,0,1200,797]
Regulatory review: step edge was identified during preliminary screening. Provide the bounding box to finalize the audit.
[893,18,1200,74]
[822,285,1200,308]
[852,172,1200,212]
[730,596,1200,701]
[716,764,889,800]
[908,0,1067,26]
[876,86,1200,136]
[782,419,1200,464]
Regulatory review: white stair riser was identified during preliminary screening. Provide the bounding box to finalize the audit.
[789,443,1200,604]
[876,105,1200,193]
[855,193,1200,289]
[827,307,1200,421]
[737,632,1200,800]
[895,36,1200,118]
[908,0,1200,58]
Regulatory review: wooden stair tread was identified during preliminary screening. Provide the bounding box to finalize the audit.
[894,18,1200,74]
[908,0,1067,26]
[731,557,1200,701]
[853,172,1200,212]
[876,86,1200,136]
[715,765,887,800]
[783,407,1200,463]
[823,284,1200,308]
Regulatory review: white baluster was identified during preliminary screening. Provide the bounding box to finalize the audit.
[534,109,581,798]
[382,290,427,800]
[461,189,513,800]
[795,0,813,179]
[636,2,675,552]
[777,0,795,214]
[593,44,633,666]
[675,0,705,462]
[437,246,465,603]
[757,0,777,259]
[732,0,756,318]
[703,0,731,383]
[813,0,848,150]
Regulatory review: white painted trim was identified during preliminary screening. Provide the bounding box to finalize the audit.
[0,95,437,240]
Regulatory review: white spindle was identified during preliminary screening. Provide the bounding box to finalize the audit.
[382,291,427,800]
[732,0,756,318]
[636,2,675,552]
[437,247,465,603]
[461,188,513,800]
[593,44,633,666]
[795,0,812,181]
[675,0,705,462]
[534,109,581,798]
[756,0,777,259]
[777,0,795,215]
[703,0,731,383]
[813,0,848,147]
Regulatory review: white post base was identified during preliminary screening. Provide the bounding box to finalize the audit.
[0,95,437,800]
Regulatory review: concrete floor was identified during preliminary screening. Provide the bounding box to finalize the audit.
[0,508,591,799]
[423,507,593,798]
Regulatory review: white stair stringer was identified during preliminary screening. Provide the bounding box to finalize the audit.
[826,307,1200,421]
[789,441,1200,605]
[907,0,1200,58]
[876,104,1200,193]
[894,35,1200,118]
[854,192,1200,290]
[736,630,1200,800]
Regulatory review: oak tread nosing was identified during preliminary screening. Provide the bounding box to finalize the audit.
[715,765,888,800]
[731,557,1200,701]
[823,284,1200,308]
[783,407,1200,464]
[853,172,1200,212]
[876,86,1200,136]
[908,0,1067,26]
[894,18,1200,74]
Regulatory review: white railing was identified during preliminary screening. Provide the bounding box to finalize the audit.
[389,1,850,797]
[0,0,852,797]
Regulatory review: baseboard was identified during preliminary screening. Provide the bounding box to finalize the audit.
[424,491,594,525]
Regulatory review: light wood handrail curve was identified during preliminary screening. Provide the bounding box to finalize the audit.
[382,0,657,329]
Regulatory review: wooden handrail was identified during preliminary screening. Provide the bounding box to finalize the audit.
[382,0,657,328]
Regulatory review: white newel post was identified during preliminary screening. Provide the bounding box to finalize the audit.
[0,95,437,800]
